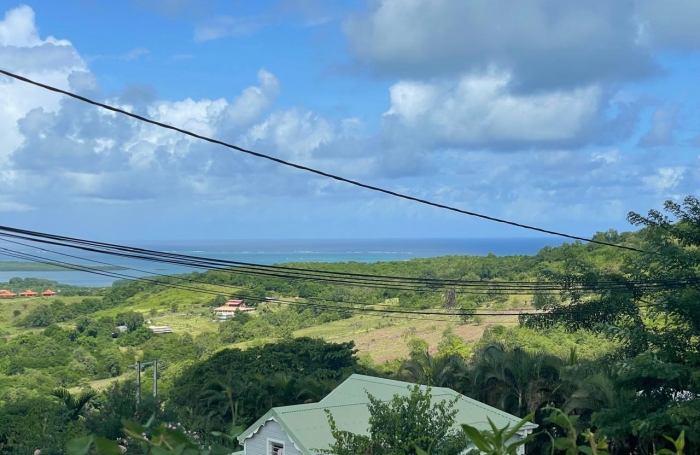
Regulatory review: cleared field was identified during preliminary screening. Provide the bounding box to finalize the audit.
[294,311,520,363]
[91,283,241,318]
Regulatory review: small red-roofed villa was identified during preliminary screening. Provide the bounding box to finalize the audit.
[0,290,17,298]
[214,299,255,317]
[19,289,38,297]
[42,289,57,297]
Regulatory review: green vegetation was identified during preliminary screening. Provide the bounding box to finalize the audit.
[322,385,471,455]
[0,198,697,454]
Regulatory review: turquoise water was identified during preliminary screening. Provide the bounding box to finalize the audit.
[0,237,563,287]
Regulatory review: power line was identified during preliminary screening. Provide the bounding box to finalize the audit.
[0,246,525,319]
[0,69,644,253]
[0,243,668,320]
[0,227,682,295]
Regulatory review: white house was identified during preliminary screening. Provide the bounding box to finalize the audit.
[236,374,537,455]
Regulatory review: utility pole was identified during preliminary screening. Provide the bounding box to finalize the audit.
[129,359,158,405]
[136,360,141,405]
[153,359,158,398]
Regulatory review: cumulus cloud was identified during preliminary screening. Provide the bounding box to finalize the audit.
[0,3,695,233]
[242,108,335,161]
[0,5,297,207]
[343,0,656,90]
[343,0,700,91]
[642,167,687,196]
[0,5,87,162]
[381,71,602,148]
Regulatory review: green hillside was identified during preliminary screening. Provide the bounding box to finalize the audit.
[2,208,697,454]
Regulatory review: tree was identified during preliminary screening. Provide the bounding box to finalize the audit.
[521,196,700,452]
[116,311,144,332]
[51,388,97,420]
[210,295,227,307]
[23,305,54,327]
[322,385,470,455]
[170,338,365,431]
[398,351,468,389]
[472,343,563,417]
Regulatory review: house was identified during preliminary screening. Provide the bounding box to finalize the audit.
[0,290,17,298]
[148,326,173,334]
[19,289,38,297]
[42,289,57,297]
[237,374,537,455]
[214,299,255,317]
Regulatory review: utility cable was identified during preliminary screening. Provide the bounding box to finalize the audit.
[0,69,644,253]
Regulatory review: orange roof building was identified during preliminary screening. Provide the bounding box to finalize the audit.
[19,289,38,297]
[0,290,17,298]
[42,289,57,297]
[214,299,255,316]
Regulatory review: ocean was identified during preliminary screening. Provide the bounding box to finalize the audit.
[0,237,563,287]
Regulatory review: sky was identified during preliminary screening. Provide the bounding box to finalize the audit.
[0,0,699,241]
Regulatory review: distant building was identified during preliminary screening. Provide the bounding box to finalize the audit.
[0,290,17,298]
[19,289,38,297]
[42,289,57,297]
[214,299,255,317]
[148,326,173,334]
[115,325,128,333]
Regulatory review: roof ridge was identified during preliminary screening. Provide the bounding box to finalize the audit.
[275,391,456,414]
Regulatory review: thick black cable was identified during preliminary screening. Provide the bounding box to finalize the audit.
[0,244,670,319]
[0,69,644,253]
[0,231,684,297]
[0,247,532,318]
[0,228,680,294]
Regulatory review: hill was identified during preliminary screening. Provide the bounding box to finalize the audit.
[0,231,633,398]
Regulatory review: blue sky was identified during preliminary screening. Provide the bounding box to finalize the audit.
[0,0,699,241]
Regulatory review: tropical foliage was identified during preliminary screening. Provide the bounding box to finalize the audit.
[1,198,698,454]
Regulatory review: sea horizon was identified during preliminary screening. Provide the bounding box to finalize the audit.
[0,237,566,287]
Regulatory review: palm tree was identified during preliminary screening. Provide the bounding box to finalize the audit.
[397,351,469,389]
[51,388,97,420]
[472,343,563,417]
[199,376,251,433]
[258,372,333,407]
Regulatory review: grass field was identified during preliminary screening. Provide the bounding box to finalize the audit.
[0,295,87,335]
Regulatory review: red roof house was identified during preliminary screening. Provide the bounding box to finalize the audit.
[42,289,57,297]
[0,290,17,298]
[19,289,38,297]
[214,299,255,316]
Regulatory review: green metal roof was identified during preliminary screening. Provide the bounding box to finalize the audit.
[239,374,537,455]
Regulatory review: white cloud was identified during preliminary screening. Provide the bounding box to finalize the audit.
[343,0,656,89]
[122,47,150,61]
[194,16,262,42]
[642,167,686,194]
[243,108,335,161]
[0,3,695,234]
[384,72,601,145]
[0,5,87,163]
[223,69,280,128]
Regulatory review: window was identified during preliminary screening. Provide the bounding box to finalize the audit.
[269,441,284,455]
